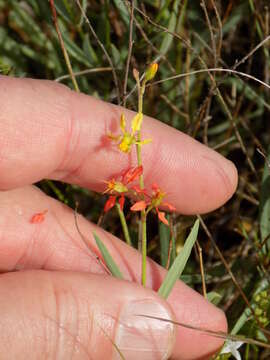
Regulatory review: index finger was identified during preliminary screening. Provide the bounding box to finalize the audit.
[0,76,237,214]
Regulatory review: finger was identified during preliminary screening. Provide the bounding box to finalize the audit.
[0,186,226,359]
[0,270,178,360]
[0,76,237,214]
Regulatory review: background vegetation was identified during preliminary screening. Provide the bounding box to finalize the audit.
[1,0,270,358]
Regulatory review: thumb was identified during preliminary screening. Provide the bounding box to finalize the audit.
[0,270,175,360]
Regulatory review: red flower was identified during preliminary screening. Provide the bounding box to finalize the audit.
[103,166,143,213]
[130,183,176,225]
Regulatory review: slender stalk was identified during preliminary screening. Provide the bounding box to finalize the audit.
[75,0,121,104]
[196,241,207,298]
[116,203,132,246]
[49,0,79,93]
[141,211,147,286]
[136,79,146,188]
[135,78,147,286]
[123,0,134,107]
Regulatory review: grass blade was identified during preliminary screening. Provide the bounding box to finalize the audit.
[113,0,130,26]
[159,11,176,55]
[158,219,200,299]
[94,232,124,279]
[207,291,222,305]
[259,146,270,250]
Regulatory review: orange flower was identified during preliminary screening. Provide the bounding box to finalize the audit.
[130,183,176,226]
[103,166,143,213]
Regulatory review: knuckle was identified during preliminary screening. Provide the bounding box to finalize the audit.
[44,275,92,360]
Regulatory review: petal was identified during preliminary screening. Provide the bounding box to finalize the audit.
[119,196,125,211]
[156,209,169,226]
[125,165,143,184]
[130,200,147,211]
[30,210,48,224]
[104,195,116,212]
[145,63,158,81]
[132,185,145,194]
[139,138,152,145]
[121,167,133,181]
[120,113,126,133]
[131,112,143,133]
[162,202,177,212]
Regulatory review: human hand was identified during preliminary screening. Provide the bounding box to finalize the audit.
[0,76,237,359]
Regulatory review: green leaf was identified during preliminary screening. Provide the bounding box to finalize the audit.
[207,291,222,305]
[159,10,176,55]
[113,0,130,26]
[158,219,200,299]
[180,273,212,285]
[259,146,270,251]
[111,44,121,66]
[61,30,92,67]
[83,34,98,65]
[54,0,74,24]
[94,232,124,279]
[222,3,249,35]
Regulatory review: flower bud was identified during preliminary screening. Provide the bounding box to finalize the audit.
[133,68,140,81]
[145,63,158,81]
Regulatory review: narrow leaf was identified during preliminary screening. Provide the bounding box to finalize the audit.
[113,0,130,26]
[54,0,74,24]
[61,31,92,67]
[83,34,98,65]
[158,219,199,299]
[207,291,222,305]
[94,232,124,279]
[259,145,270,250]
[159,12,176,55]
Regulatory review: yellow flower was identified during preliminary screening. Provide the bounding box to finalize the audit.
[119,134,134,153]
[108,113,151,154]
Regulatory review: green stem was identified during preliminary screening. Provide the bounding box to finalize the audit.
[141,211,147,286]
[137,80,146,189]
[136,78,148,286]
[116,203,132,246]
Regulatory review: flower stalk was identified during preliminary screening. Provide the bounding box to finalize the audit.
[133,65,156,286]
[105,63,162,287]
[116,203,132,246]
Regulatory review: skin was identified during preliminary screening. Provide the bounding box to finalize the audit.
[0,76,238,360]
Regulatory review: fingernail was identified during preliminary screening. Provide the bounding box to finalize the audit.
[113,299,175,360]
